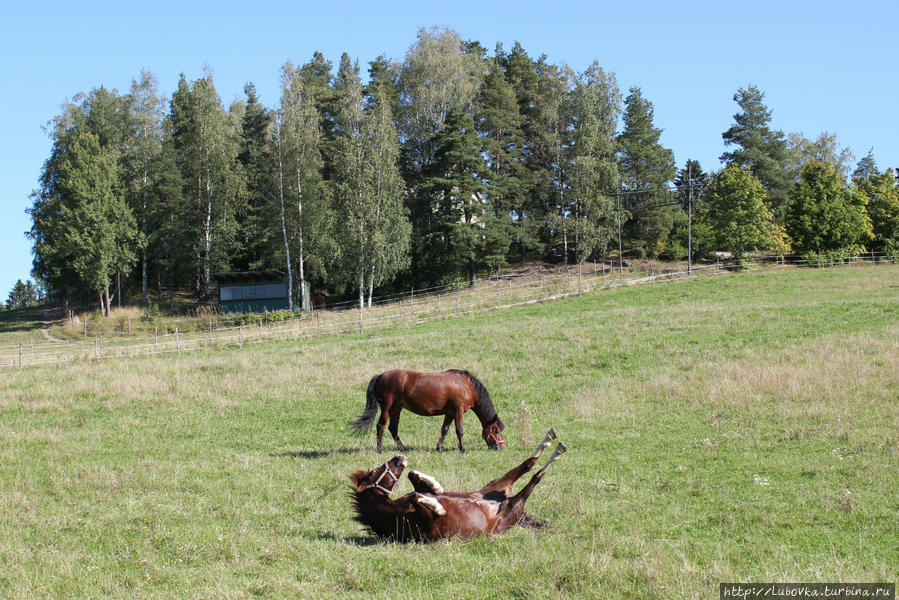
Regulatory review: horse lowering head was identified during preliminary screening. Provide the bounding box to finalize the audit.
[482,418,506,450]
[351,455,407,495]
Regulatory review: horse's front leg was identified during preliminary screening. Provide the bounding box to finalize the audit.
[436,414,452,452]
[388,406,406,452]
[454,411,465,453]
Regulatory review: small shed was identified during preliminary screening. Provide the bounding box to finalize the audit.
[214,270,302,313]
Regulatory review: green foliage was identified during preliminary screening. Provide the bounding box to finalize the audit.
[786,131,854,180]
[5,279,45,310]
[27,38,890,315]
[703,164,782,262]
[785,162,873,257]
[854,166,899,252]
[721,85,792,218]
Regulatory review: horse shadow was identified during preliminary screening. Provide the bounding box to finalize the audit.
[271,445,440,460]
[313,533,382,546]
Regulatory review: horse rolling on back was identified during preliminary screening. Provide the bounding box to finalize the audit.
[352,369,505,453]
[350,428,566,542]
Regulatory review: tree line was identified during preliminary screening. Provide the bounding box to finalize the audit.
[27,27,899,315]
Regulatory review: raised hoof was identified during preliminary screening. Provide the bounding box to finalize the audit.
[546,427,557,441]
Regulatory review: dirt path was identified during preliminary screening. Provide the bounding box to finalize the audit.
[40,322,65,343]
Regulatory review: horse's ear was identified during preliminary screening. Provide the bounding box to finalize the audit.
[495,417,505,431]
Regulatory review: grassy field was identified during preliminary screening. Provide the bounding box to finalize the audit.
[1,264,897,599]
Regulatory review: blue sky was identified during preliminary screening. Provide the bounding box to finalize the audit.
[1,0,896,298]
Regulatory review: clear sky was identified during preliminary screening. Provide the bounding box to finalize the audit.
[2,0,896,298]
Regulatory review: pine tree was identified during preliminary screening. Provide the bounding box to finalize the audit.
[420,108,492,284]
[721,85,791,218]
[477,59,523,268]
[169,72,243,299]
[617,87,677,258]
[853,160,899,253]
[236,82,275,270]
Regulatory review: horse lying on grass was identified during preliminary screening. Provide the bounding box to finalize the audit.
[350,428,566,542]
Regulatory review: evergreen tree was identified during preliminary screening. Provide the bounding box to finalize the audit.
[721,85,792,218]
[420,108,493,284]
[616,86,677,258]
[477,59,524,268]
[6,280,45,310]
[853,149,878,180]
[785,162,873,258]
[169,72,243,299]
[853,165,899,253]
[58,131,141,314]
[28,87,136,309]
[236,82,275,270]
[528,60,574,262]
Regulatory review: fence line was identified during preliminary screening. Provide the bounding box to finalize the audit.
[2,255,896,370]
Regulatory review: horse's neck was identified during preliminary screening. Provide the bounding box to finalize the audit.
[471,401,493,427]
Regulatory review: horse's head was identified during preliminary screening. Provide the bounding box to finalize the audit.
[482,418,506,450]
[351,455,407,495]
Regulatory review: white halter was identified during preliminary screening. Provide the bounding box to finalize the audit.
[362,461,399,494]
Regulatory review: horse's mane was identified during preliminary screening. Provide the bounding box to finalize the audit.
[349,470,369,525]
[449,370,502,428]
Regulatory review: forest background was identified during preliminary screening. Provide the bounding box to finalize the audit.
[3,3,898,314]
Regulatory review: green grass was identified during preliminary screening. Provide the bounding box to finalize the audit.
[1,265,897,599]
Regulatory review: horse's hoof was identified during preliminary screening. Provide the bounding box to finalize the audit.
[546,427,556,441]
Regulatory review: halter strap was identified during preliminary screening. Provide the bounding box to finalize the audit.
[362,461,399,494]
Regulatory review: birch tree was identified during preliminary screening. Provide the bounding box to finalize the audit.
[277,62,332,310]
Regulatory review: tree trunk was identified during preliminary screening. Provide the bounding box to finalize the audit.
[276,125,294,311]
[296,164,306,311]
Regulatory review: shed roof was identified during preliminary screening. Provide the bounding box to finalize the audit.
[213,270,286,284]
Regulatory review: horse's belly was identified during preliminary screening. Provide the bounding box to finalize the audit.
[398,396,444,416]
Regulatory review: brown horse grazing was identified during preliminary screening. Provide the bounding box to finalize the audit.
[351,369,505,453]
[349,429,566,542]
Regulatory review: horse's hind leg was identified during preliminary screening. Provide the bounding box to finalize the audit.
[508,443,567,504]
[388,406,406,451]
[375,408,389,454]
[436,415,452,452]
[530,428,557,459]
[477,429,557,497]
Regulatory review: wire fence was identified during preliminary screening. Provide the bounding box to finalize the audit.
[2,254,896,370]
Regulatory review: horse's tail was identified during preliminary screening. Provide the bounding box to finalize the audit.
[351,374,381,434]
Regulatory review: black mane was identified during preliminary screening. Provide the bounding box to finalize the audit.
[450,369,501,428]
